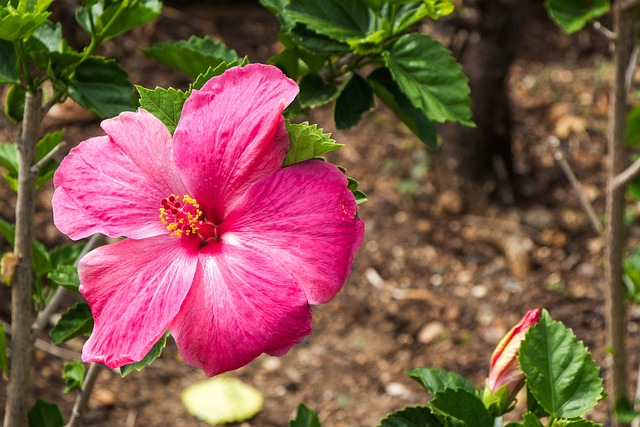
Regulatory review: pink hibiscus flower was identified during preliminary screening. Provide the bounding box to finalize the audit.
[52,64,364,376]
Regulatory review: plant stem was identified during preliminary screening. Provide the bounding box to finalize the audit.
[3,90,42,427]
[605,3,635,426]
[65,363,102,427]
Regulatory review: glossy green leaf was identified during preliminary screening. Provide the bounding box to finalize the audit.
[430,388,493,427]
[406,367,478,395]
[383,33,473,126]
[290,404,321,427]
[0,323,8,377]
[521,412,543,427]
[285,0,372,42]
[283,120,343,166]
[190,58,248,91]
[0,39,18,83]
[0,8,49,41]
[66,56,134,118]
[49,302,93,345]
[5,84,26,121]
[137,86,187,134]
[26,20,61,53]
[120,330,169,377]
[0,130,62,190]
[144,36,238,78]
[298,73,339,108]
[623,247,640,302]
[0,142,18,177]
[368,67,438,148]
[48,242,85,267]
[182,376,264,424]
[291,24,351,54]
[28,400,63,427]
[334,72,373,129]
[62,361,85,393]
[347,176,367,204]
[48,264,80,293]
[519,310,604,418]
[544,0,609,34]
[76,0,161,40]
[378,406,442,427]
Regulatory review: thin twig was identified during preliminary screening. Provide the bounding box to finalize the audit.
[593,21,615,40]
[547,137,603,235]
[65,363,102,427]
[626,45,639,93]
[612,157,640,191]
[30,141,66,174]
[32,233,103,339]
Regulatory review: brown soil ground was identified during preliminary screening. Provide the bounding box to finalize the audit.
[1,1,640,426]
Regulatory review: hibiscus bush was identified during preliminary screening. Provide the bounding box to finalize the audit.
[0,0,613,426]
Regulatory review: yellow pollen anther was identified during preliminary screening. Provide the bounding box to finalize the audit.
[159,194,203,238]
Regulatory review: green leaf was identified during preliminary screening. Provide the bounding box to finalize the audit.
[0,8,49,41]
[48,242,85,268]
[298,73,339,108]
[47,264,79,292]
[0,323,8,377]
[544,0,609,34]
[0,217,15,245]
[368,67,438,148]
[181,376,264,424]
[555,420,601,427]
[26,20,61,53]
[347,176,367,204]
[0,142,18,177]
[378,406,442,427]
[623,247,640,302]
[285,0,372,42]
[65,56,134,118]
[519,310,604,418]
[334,72,373,130]
[62,361,85,393]
[76,0,161,40]
[0,39,18,83]
[137,86,187,134]
[0,218,51,275]
[430,388,492,427]
[5,84,25,121]
[283,120,343,166]
[521,412,543,427]
[34,129,62,189]
[290,404,322,427]
[383,33,473,126]
[190,58,248,91]
[28,400,63,427]
[626,106,640,147]
[290,23,351,54]
[405,368,478,395]
[49,302,93,345]
[120,330,169,377]
[144,36,238,78]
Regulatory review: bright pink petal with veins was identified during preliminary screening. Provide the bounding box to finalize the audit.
[53,110,186,240]
[173,64,298,223]
[220,160,364,305]
[79,235,199,368]
[170,243,312,376]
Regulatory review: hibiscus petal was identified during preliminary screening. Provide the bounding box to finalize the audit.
[170,243,312,377]
[79,235,199,368]
[220,160,365,305]
[173,64,298,223]
[53,109,186,240]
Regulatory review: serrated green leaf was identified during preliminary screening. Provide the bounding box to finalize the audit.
[521,412,543,427]
[291,23,351,54]
[47,264,79,292]
[298,73,339,108]
[406,368,478,395]
[368,67,438,148]
[6,84,26,121]
[76,0,161,40]
[65,56,134,118]
[0,8,49,41]
[283,121,343,166]
[62,361,85,393]
[120,330,169,377]
[49,302,93,345]
[544,0,609,34]
[181,376,263,425]
[0,323,8,377]
[28,400,63,427]
[190,58,248,91]
[48,242,85,268]
[290,404,322,427]
[144,36,238,78]
[285,0,372,42]
[334,72,373,129]
[26,20,61,52]
[626,106,640,147]
[519,310,604,418]
[383,33,473,126]
[378,406,442,427]
[137,86,187,134]
[430,388,493,427]
[0,39,18,83]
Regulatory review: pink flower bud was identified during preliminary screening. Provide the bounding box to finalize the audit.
[488,308,541,398]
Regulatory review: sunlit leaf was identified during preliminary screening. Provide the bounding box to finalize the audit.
[137,86,187,134]
[406,367,478,395]
[285,0,372,42]
[430,388,492,427]
[283,120,343,166]
[49,303,93,345]
[76,0,161,40]
[62,361,85,393]
[47,264,80,293]
[544,0,609,34]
